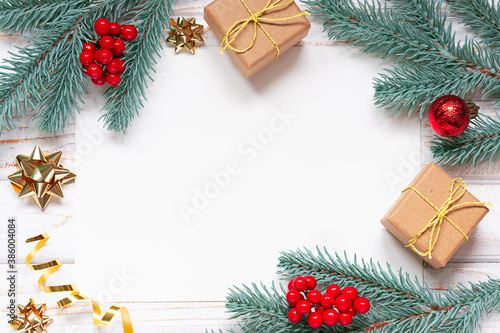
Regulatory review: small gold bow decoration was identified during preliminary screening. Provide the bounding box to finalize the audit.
[220,0,309,59]
[167,17,204,54]
[403,178,492,259]
[11,299,53,333]
[8,146,76,210]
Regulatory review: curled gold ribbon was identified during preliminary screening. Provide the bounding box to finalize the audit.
[402,178,492,259]
[220,0,309,60]
[26,234,134,333]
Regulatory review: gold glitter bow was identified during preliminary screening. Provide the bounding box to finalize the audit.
[167,17,204,54]
[11,299,53,332]
[25,234,134,333]
[8,146,76,210]
[220,0,309,59]
[403,178,492,259]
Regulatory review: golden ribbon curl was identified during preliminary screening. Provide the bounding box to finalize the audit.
[26,234,134,333]
[220,0,310,59]
[402,178,492,259]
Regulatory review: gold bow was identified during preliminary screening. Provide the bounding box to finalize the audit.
[220,0,309,59]
[26,234,134,333]
[403,178,491,259]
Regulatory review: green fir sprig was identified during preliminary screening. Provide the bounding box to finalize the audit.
[212,248,500,333]
[306,0,500,117]
[430,113,500,166]
[0,0,172,135]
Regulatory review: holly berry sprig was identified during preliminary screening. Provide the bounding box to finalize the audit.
[79,18,138,87]
[286,275,371,329]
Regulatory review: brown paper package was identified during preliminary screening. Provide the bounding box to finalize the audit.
[381,162,489,269]
[204,0,310,78]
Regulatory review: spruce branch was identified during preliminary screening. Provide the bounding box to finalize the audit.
[430,112,500,166]
[447,0,500,50]
[100,0,172,132]
[212,248,500,332]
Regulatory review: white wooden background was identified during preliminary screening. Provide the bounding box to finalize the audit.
[1,1,500,332]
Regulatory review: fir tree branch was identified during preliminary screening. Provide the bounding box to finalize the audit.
[307,0,500,116]
[447,0,500,50]
[100,0,173,132]
[0,0,89,33]
[430,112,500,166]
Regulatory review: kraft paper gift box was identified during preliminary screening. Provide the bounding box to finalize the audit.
[381,162,490,269]
[204,0,310,78]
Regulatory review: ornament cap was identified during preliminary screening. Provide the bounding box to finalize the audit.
[467,102,480,119]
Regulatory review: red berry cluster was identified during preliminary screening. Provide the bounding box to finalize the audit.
[80,18,138,87]
[286,276,371,328]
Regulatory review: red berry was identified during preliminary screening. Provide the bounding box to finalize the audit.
[287,279,295,290]
[106,73,121,86]
[82,42,96,53]
[314,305,325,316]
[348,307,357,317]
[307,290,322,305]
[117,60,126,74]
[334,295,352,313]
[296,300,312,315]
[293,277,308,292]
[96,49,113,65]
[341,287,358,301]
[287,308,302,324]
[86,63,103,80]
[304,275,317,290]
[322,309,339,326]
[326,284,341,298]
[287,290,302,307]
[307,312,323,329]
[353,297,370,314]
[95,18,111,36]
[106,58,122,74]
[111,39,125,56]
[339,312,353,326]
[320,294,335,309]
[121,25,138,41]
[99,36,115,50]
[79,51,95,66]
[109,22,121,36]
[91,74,106,86]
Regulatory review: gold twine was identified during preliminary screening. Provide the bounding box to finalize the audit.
[26,234,134,333]
[402,178,491,259]
[220,0,309,59]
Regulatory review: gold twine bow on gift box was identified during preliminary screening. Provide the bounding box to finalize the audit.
[220,0,309,59]
[25,234,134,333]
[402,178,492,259]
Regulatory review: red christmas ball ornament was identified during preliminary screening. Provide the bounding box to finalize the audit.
[106,73,121,86]
[428,95,475,137]
[353,297,371,314]
[341,286,358,301]
[293,277,308,292]
[79,51,95,66]
[306,290,322,305]
[323,309,339,326]
[338,312,353,326]
[287,308,302,324]
[109,22,121,36]
[82,42,96,53]
[112,39,125,56]
[99,36,115,50]
[95,18,111,36]
[304,275,317,290]
[86,63,103,79]
[307,312,323,328]
[91,74,106,86]
[334,295,352,313]
[121,25,138,41]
